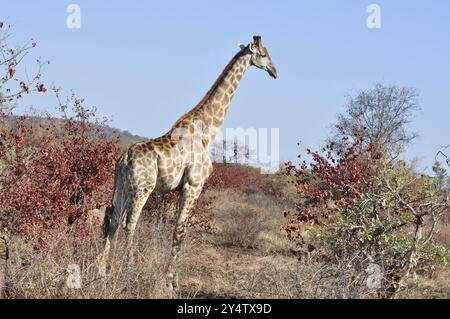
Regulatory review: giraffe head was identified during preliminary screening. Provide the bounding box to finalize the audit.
[241,36,277,79]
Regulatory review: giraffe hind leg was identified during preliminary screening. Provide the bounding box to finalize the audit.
[99,154,130,276]
[99,201,127,275]
[103,204,120,239]
[99,205,120,276]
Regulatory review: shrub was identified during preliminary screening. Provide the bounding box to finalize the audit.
[0,24,119,242]
[285,128,450,297]
[0,91,119,242]
[210,190,274,249]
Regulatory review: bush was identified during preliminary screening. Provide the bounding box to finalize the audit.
[0,24,119,242]
[210,190,278,249]
[285,128,450,297]
[0,91,119,242]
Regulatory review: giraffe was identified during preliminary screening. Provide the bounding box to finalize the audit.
[99,35,277,293]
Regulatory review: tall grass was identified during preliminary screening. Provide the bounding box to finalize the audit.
[6,217,176,298]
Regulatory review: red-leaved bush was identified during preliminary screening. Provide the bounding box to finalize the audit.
[284,127,383,243]
[208,163,282,197]
[0,90,119,242]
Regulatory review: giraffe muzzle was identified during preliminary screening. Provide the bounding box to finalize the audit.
[268,66,277,79]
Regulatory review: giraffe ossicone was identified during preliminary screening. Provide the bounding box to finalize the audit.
[98,35,278,294]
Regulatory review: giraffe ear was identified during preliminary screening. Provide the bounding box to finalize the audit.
[249,43,257,53]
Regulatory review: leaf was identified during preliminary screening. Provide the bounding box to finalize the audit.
[7,67,15,79]
[37,83,47,93]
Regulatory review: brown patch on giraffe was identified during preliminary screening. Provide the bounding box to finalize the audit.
[161,137,171,144]
[152,139,162,146]
[168,140,176,147]
[144,141,155,149]
[222,95,230,104]
[202,115,213,126]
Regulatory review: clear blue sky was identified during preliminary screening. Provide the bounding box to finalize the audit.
[2,1,450,171]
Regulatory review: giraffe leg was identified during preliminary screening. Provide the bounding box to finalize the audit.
[99,205,120,277]
[167,182,203,294]
[99,236,111,277]
[124,186,154,263]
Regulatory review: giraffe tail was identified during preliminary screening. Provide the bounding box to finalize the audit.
[102,154,128,239]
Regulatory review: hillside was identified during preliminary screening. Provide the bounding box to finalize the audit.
[1,115,147,148]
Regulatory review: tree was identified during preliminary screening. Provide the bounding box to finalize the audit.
[330,83,421,159]
[209,139,255,165]
[0,20,46,112]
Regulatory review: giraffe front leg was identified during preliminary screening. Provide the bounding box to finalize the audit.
[167,182,202,295]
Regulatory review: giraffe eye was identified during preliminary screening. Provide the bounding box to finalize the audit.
[259,54,266,58]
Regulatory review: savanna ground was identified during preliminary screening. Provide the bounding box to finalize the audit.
[4,164,450,299]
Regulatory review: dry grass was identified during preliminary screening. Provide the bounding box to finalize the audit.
[180,241,378,299]
[3,177,449,299]
[6,217,181,298]
[397,267,450,299]
[434,213,450,249]
[207,189,291,253]
[236,259,374,299]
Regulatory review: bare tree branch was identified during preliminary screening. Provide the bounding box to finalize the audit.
[330,82,421,159]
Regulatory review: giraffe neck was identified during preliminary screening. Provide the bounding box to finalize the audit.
[197,51,251,125]
[171,50,251,147]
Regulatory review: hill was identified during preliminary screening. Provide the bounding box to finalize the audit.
[1,115,147,148]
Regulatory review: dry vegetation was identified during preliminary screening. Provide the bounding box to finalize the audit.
[7,215,175,298]
[3,167,449,299]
